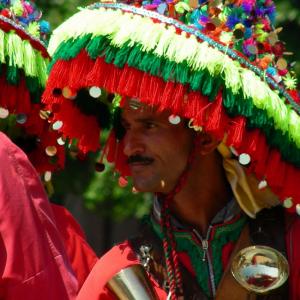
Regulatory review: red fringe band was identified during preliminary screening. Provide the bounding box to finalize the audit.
[42,51,300,211]
[0,74,31,114]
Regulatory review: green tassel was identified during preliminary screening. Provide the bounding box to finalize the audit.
[149,54,162,77]
[6,65,19,85]
[162,60,176,82]
[189,71,205,91]
[201,74,214,98]
[86,35,109,59]
[114,42,131,68]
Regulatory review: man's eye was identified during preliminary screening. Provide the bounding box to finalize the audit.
[145,122,156,129]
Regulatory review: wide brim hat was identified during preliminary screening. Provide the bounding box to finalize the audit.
[0,1,65,174]
[42,0,300,215]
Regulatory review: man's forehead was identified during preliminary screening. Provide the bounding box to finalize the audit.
[122,98,168,120]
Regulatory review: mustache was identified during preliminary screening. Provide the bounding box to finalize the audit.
[127,155,154,165]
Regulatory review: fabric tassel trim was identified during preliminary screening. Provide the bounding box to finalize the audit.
[48,32,300,154]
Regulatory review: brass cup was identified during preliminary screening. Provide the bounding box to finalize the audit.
[107,264,159,300]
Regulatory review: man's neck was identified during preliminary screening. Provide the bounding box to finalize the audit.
[169,151,232,236]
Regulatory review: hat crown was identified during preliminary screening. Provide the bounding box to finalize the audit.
[0,0,50,42]
[119,0,297,91]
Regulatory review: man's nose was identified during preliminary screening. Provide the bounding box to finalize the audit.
[123,131,145,157]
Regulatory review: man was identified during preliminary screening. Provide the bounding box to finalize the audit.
[0,1,97,295]
[42,0,300,298]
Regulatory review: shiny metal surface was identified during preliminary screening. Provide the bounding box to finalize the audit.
[107,264,159,300]
[231,245,289,294]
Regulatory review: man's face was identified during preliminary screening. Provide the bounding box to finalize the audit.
[121,100,194,193]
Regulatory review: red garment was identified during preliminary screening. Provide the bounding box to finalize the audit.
[286,214,300,300]
[77,218,300,299]
[51,203,98,289]
[77,240,167,300]
[0,132,77,299]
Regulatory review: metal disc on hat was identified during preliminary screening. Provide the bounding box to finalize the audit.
[89,86,102,98]
[52,120,63,131]
[57,137,66,146]
[0,107,9,119]
[168,114,181,125]
[44,171,52,182]
[45,146,57,157]
[39,110,50,120]
[258,179,268,190]
[296,204,300,216]
[62,87,77,99]
[283,197,293,209]
[16,114,27,124]
[238,153,251,165]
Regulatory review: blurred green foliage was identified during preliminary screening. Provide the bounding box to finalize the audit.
[39,0,300,221]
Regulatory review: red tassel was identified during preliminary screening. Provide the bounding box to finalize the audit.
[87,56,109,87]
[53,100,100,153]
[205,92,228,141]
[158,81,176,112]
[183,91,211,126]
[46,59,71,90]
[69,50,94,89]
[139,74,164,108]
[105,65,123,93]
[252,133,269,180]
[265,150,285,193]
[226,116,246,148]
[16,78,31,114]
[118,65,143,98]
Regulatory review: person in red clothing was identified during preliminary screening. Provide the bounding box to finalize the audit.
[0,132,77,299]
[0,0,98,294]
[42,0,300,299]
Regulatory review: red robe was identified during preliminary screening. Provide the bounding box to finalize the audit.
[51,203,98,290]
[0,132,78,299]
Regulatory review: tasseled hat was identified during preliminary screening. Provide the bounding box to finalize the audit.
[42,0,300,215]
[0,0,65,176]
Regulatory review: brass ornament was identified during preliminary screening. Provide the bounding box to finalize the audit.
[107,264,159,300]
[45,146,57,157]
[231,245,289,294]
[0,107,9,119]
[16,114,27,124]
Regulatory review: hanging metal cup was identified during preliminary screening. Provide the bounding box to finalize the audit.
[107,264,159,300]
[231,245,289,294]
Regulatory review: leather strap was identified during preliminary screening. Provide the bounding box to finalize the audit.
[215,225,255,300]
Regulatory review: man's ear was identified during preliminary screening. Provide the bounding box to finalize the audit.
[196,132,220,155]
